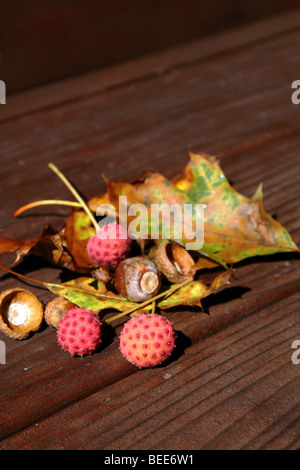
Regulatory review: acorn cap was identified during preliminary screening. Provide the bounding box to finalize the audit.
[150,241,195,283]
[0,288,44,340]
[45,296,76,328]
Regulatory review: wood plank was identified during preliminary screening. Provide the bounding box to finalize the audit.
[1,291,299,450]
[0,9,299,449]
[1,28,299,223]
[0,126,299,342]
[0,256,298,442]
[1,6,300,122]
[1,2,299,95]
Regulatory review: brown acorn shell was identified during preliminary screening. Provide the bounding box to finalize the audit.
[150,241,195,283]
[45,296,76,328]
[115,256,161,302]
[0,288,44,340]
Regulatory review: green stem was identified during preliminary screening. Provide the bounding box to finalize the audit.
[48,163,99,232]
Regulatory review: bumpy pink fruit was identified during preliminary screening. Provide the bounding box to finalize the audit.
[119,313,177,368]
[86,222,132,267]
[57,307,102,356]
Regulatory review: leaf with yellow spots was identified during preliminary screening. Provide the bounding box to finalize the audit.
[64,210,97,269]
[47,276,151,316]
[8,153,299,274]
[158,269,232,309]
[176,152,298,265]
[107,152,298,268]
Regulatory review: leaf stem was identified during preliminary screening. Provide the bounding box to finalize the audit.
[48,163,99,232]
[0,263,126,300]
[0,263,193,324]
[0,263,48,286]
[105,278,192,323]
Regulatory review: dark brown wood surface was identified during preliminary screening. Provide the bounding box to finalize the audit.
[0,9,300,450]
[1,0,299,94]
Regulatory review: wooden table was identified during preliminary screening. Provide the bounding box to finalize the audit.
[1,9,300,451]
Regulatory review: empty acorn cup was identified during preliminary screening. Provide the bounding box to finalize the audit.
[149,241,195,283]
[0,288,44,340]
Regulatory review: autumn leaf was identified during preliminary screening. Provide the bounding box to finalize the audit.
[87,193,111,212]
[6,153,298,275]
[0,226,54,257]
[107,173,188,241]
[0,226,92,273]
[158,269,232,309]
[107,152,298,267]
[47,276,142,315]
[177,152,298,262]
[45,268,232,319]
[64,210,96,268]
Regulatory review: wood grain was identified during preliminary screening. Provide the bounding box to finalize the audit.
[1,291,299,450]
[1,1,299,94]
[0,9,299,450]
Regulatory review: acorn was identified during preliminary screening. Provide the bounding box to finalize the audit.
[0,288,44,340]
[45,296,76,329]
[149,241,195,283]
[114,256,161,302]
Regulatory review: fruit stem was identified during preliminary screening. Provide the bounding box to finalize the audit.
[48,163,99,232]
[14,199,118,219]
[105,278,192,323]
[14,200,82,217]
